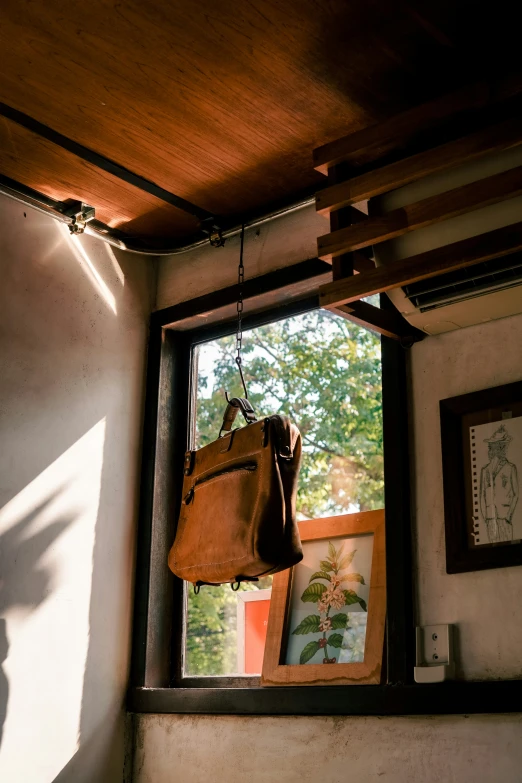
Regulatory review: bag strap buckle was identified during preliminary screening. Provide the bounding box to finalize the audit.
[184,450,196,476]
[219,396,257,437]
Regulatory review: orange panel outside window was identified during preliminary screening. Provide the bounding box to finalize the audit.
[244,598,271,675]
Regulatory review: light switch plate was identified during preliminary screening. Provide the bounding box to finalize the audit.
[414,624,455,683]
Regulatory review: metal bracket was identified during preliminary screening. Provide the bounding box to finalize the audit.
[200,216,225,247]
[209,227,225,247]
[61,200,96,234]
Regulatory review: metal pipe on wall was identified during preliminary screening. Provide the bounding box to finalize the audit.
[0,175,315,257]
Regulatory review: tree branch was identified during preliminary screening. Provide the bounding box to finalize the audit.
[301,434,354,463]
[251,336,286,366]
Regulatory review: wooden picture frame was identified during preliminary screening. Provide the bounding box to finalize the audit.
[440,380,522,574]
[261,510,385,686]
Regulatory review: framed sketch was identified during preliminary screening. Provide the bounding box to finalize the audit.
[261,510,385,686]
[440,380,522,573]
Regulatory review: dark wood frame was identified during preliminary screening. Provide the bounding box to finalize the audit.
[128,261,522,715]
[440,381,522,574]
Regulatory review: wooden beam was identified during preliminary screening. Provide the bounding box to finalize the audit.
[330,205,355,281]
[318,166,522,260]
[152,258,331,329]
[330,204,371,275]
[351,252,375,273]
[316,117,522,216]
[313,76,522,175]
[319,222,522,308]
[322,251,375,274]
[330,301,424,342]
[325,163,369,280]
[325,204,368,225]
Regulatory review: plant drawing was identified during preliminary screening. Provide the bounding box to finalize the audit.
[291,540,367,664]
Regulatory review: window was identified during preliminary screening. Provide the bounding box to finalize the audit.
[130,276,417,714]
[184,309,383,678]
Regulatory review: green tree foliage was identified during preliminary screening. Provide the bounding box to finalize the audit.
[196,310,383,516]
[185,579,272,676]
[185,310,383,676]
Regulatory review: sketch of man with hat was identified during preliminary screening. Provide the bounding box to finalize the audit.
[479,424,519,543]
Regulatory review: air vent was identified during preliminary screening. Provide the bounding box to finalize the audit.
[403,252,522,313]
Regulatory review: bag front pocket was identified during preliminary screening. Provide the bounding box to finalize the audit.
[174,460,261,579]
[184,461,257,505]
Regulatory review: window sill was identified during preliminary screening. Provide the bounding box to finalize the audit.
[128,679,522,716]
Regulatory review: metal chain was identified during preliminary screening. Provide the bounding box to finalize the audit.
[235,223,249,398]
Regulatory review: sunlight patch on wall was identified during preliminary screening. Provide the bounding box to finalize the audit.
[0,419,106,782]
[105,245,125,287]
[58,223,117,314]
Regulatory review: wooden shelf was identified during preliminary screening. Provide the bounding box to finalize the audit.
[128,679,522,716]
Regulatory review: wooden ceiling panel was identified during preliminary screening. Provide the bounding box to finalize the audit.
[0,0,519,239]
[0,117,199,238]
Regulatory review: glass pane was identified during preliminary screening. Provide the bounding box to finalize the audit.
[184,309,382,677]
[185,579,272,677]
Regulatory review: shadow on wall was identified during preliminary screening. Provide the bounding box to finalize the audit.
[0,494,73,749]
[0,201,153,781]
[62,234,151,783]
[50,718,130,783]
[62,236,151,783]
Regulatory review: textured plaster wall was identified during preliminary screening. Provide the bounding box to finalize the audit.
[155,203,325,310]
[134,713,522,783]
[0,194,154,782]
[411,311,522,680]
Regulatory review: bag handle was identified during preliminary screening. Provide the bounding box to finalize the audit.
[219,396,257,437]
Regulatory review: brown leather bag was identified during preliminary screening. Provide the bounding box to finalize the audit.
[168,397,303,589]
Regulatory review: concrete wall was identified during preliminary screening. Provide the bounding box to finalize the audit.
[133,226,522,783]
[0,194,154,782]
[134,713,522,783]
[411,311,522,680]
[155,203,324,310]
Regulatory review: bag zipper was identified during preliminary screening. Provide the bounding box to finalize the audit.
[184,461,257,504]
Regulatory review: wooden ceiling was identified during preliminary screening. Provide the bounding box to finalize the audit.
[0,0,518,243]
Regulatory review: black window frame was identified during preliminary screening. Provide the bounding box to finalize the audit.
[128,263,522,716]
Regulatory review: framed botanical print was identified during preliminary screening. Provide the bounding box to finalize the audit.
[261,510,385,686]
[440,380,522,573]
